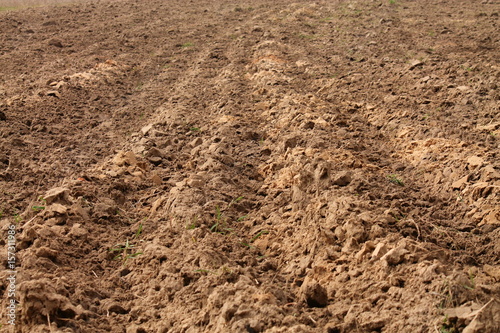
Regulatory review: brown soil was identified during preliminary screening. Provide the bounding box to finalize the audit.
[1,0,499,332]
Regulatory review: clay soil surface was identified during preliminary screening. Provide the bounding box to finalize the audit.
[1,0,499,332]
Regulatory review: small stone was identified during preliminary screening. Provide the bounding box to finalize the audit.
[332,171,352,186]
[467,156,484,167]
[409,59,423,70]
[372,243,388,260]
[457,85,471,92]
[300,277,328,308]
[187,176,204,187]
[46,203,68,215]
[384,94,398,103]
[46,90,60,98]
[355,241,375,262]
[113,151,138,167]
[452,175,469,189]
[141,124,153,136]
[43,187,70,204]
[380,247,409,265]
[190,137,203,147]
[48,39,63,48]
[107,303,128,314]
[147,156,162,166]
[146,147,164,158]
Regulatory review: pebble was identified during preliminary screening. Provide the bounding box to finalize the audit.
[300,277,328,308]
[380,247,409,265]
[372,243,388,260]
[48,39,63,48]
[43,187,70,204]
[467,156,484,167]
[332,171,352,186]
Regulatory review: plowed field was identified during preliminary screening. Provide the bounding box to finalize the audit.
[0,0,499,332]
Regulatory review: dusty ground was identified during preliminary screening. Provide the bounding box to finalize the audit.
[0,0,499,332]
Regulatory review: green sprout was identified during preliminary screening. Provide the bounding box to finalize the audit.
[210,196,244,234]
[134,222,143,239]
[387,174,405,186]
[110,239,143,265]
[251,230,269,242]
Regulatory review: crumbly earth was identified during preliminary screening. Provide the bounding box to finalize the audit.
[0,0,499,332]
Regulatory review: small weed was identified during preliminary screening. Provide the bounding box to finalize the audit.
[237,215,248,222]
[211,205,233,234]
[210,196,244,234]
[195,269,213,274]
[189,127,201,132]
[134,222,144,239]
[320,16,334,22]
[110,239,143,265]
[215,205,222,220]
[220,265,232,274]
[240,241,253,248]
[31,206,45,211]
[388,0,397,4]
[421,113,429,121]
[186,215,199,230]
[251,230,269,242]
[298,33,315,40]
[110,224,144,265]
[437,279,454,309]
[439,315,457,333]
[232,196,244,205]
[180,42,194,48]
[387,174,405,186]
[465,270,476,290]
